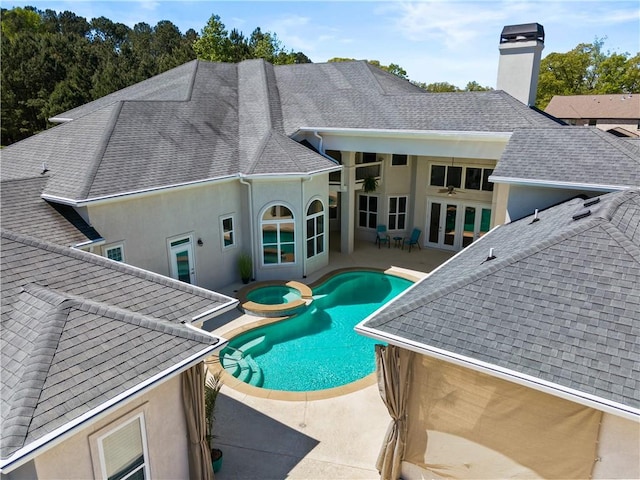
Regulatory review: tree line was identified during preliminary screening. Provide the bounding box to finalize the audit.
[2,6,638,146]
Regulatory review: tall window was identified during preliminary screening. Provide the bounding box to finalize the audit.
[220,215,235,248]
[388,196,407,230]
[306,200,325,259]
[104,244,124,262]
[262,204,295,265]
[358,195,378,228]
[99,415,148,480]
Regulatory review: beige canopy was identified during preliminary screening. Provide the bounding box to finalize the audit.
[404,355,602,479]
[182,362,214,480]
[376,344,414,480]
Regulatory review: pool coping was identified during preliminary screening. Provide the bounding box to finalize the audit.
[213,266,419,401]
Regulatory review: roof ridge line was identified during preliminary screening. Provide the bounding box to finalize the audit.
[2,286,74,451]
[591,127,640,164]
[245,130,275,174]
[24,282,217,343]
[0,229,226,301]
[78,101,124,199]
[386,217,605,319]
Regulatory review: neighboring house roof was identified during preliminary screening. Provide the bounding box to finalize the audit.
[358,189,640,418]
[491,126,640,188]
[1,177,102,247]
[0,229,237,469]
[0,59,558,204]
[545,94,640,120]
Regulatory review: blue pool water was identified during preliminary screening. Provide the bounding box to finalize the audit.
[221,271,412,391]
[246,285,301,305]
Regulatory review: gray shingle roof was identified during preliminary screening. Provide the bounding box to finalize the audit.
[2,59,561,203]
[1,177,101,246]
[274,61,559,133]
[361,190,640,412]
[492,126,640,187]
[1,230,236,461]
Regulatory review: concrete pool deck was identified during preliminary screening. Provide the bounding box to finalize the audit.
[204,239,454,479]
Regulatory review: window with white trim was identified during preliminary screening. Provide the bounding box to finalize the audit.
[104,244,124,262]
[388,196,407,230]
[99,414,149,480]
[306,200,324,259]
[391,154,408,166]
[358,194,378,228]
[430,164,494,192]
[261,204,295,264]
[220,215,235,248]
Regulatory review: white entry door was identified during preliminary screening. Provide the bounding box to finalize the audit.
[427,200,491,250]
[169,237,196,284]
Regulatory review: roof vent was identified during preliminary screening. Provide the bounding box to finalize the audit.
[530,209,540,223]
[583,197,601,207]
[486,248,496,261]
[572,209,591,221]
[500,23,544,43]
[41,162,49,175]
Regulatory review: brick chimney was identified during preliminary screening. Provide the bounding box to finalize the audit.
[496,23,544,106]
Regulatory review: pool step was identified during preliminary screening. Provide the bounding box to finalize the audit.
[223,350,264,387]
[234,354,264,387]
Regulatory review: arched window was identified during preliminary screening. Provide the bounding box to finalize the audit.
[306,200,325,259]
[262,204,295,264]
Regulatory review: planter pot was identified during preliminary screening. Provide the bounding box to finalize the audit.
[212,448,223,473]
[241,277,250,284]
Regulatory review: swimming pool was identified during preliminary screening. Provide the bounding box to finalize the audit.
[221,270,413,391]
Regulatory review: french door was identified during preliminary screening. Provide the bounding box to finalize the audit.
[426,200,491,250]
[169,236,196,284]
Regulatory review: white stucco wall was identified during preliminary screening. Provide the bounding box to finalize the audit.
[32,375,189,480]
[506,184,605,222]
[87,180,245,290]
[248,174,330,281]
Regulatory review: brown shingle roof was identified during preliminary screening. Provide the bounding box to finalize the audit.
[545,94,640,120]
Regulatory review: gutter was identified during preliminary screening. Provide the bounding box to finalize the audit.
[0,341,227,474]
[489,176,632,192]
[42,169,341,208]
[41,174,239,207]
[191,299,239,324]
[72,237,105,250]
[295,127,513,141]
[355,325,639,422]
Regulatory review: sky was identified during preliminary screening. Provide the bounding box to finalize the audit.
[4,0,639,88]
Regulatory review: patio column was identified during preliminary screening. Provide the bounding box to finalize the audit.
[340,151,356,254]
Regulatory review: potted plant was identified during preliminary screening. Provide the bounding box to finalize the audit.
[238,252,252,284]
[204,370,224,473]
[362,175,378,193]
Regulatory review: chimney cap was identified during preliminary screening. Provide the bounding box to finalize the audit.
[500,23,544,44]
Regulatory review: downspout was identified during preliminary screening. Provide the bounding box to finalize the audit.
[301,175,312,278]
[313,131,324,154]
[239,175,255,281]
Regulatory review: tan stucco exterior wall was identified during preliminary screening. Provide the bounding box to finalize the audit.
[592,413,640,479]
[32,375,189,480]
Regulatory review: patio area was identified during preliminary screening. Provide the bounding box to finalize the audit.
[204,237,455,479]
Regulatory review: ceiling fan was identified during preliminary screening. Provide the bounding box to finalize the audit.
[439,185,457,195]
